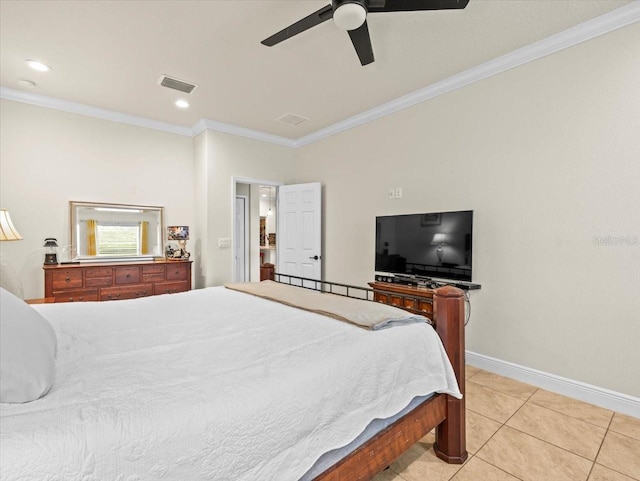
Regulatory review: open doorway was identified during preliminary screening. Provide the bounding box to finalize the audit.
[232,178,322,283]
[259,185,277,280]
[232,178,281,283]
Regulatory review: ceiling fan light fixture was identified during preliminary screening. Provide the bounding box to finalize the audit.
[333,1,367,31]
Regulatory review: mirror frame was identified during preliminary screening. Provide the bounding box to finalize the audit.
[69,201,165,262]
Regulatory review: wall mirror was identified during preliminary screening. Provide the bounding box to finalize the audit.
[70,201,165,262]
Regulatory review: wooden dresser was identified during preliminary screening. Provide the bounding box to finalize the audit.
[368,281,434,318]
[44,260,192,303]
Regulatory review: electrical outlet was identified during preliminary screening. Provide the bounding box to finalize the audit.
[218,238,231,248]
[388,188,395,199]
[395,187,403,199]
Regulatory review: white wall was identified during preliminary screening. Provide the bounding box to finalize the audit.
[293,25,640,397]
[0,100,195,298]
[197,130,295,287]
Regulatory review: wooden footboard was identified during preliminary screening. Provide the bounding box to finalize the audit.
[313,285,467,480]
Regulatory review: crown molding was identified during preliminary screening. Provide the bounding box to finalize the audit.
[2,3,637,148]
[0,87,193,137]
[192,119,297,148]
[294,2,640,148]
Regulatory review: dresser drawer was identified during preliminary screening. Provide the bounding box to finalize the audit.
[402,297,433,316]
[85,267,113,278]
[142,264,166,282]
[166,264,188,281]
[101,284,152,301]
[53,288,99,303]
[85,276,113,288]
[52,269,83,290]
[115,266,140,285]
[154,281,189,295]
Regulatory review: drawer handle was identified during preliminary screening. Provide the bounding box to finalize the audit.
[126,274,131,279]
[174,270,180,275]
[65,277,71,282]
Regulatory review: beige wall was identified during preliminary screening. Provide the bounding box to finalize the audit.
[198,130,295,287]
[293,25,640,397]
[0,100,195,299]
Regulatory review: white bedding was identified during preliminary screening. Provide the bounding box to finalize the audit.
[0,286,461,481]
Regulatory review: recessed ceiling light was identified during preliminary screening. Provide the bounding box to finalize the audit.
[25,59,51,72]
[17,79,36,88]
[175,99,189,109]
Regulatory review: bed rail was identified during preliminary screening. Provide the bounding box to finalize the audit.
[273,273,376,301]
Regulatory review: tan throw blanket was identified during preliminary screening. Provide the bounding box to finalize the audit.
[224,280,430,330]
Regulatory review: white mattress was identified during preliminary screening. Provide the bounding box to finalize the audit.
[0,286,461,481]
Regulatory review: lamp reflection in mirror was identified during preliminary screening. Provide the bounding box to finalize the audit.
[431,233,448,264]
[0,209,24,298]
[166,226,190,260]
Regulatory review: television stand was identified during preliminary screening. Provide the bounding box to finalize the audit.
[369,281,436,317]
[375,275,481,291]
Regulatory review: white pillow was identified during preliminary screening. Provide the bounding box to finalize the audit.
[0,288,57,403]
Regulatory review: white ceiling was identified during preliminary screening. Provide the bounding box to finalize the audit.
[0,1,633,140]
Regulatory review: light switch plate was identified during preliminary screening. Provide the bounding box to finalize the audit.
[218,238,231,248]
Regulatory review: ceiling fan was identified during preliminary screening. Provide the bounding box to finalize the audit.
[261,0,470,66]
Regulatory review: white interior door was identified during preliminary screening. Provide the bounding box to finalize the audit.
[277,182,322,283]
[234,195,249,282]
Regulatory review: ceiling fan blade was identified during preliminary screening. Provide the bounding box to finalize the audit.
[261,4,334,46]
[367,0,469,12]
[348,21,375,66]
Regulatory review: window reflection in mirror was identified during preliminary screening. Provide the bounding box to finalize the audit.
[70,202,165,261]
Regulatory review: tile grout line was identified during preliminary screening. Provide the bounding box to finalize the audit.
[470,372,616,430]
[472,388,540,479]
[467,378,536,404]
[591,425,640,481]
[526,397,614,430]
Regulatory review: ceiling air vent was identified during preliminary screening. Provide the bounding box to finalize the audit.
[158,75,198,94]
[276,113,309,126]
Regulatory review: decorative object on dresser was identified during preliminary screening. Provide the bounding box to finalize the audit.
[0,208,25,298]
[166,225,190,260]
[43,238,59,265]
[43,259,191,302]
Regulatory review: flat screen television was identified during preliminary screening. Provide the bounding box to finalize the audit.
[375,210,473,283]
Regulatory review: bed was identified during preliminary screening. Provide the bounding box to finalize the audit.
[0,278,467,480]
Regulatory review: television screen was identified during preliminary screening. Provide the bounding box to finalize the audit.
[375,210,473,282]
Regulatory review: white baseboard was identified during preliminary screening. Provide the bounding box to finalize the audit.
[466,351,640,418]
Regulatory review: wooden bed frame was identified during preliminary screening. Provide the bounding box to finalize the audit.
[311,284,467,480]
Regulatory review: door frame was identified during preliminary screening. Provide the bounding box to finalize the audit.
[231,177,282,282]
[234,194,249,282]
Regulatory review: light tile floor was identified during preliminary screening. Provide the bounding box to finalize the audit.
[372,366,640,481]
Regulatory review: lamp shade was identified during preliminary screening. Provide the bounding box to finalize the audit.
[167,226,189,241]
[0,209,23,241]
[431,233,447,246]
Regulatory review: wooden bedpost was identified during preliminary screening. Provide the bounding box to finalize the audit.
[432,286,468,464]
